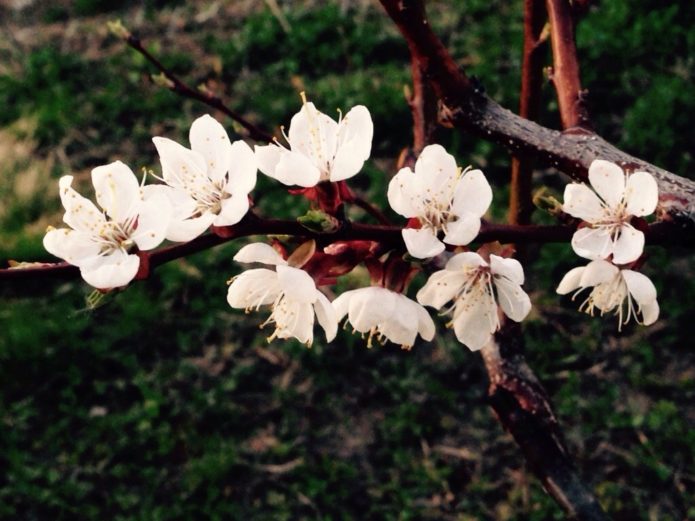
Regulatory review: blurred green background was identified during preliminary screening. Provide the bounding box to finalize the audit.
[1,1,693,519]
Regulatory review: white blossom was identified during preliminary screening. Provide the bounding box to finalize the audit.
[227,243,337,345]
[151,114,257,242]
[556,259,659,329]
[417,252,531,351]
[332,286,435,349]
[387,144,492,259]
[563,159,658,265]
[254,93,373,187]
[43,162,171,289]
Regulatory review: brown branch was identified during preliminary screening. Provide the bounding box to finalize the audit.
[406,39,438,156]
[481,321,610,520]
[379,0,695,227]
[510,0,548,231]
[546,0,591,129]
[1,220,688,282]
[121,31,275,143]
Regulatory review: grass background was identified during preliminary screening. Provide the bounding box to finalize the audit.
[1,1,694,519]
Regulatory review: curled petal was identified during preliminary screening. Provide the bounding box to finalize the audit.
[314,291,338,342]
[571,227,613,260]
[414,299,436,342]
[254,144,283,179]
[445,251,487,271]
[274,150,322,187]
[442,212,481,246]
[556,266,585,295]
[234,243,287,265]
[588,159,626,207]
[579,259,619,286]
[189,114,233,183]
[336,105,372,163]
[622,269,657,306]
[330,139,368,182]
[452,169,492,217]
[227,268,281,308]
[624,171,658,217]
[494,277,531,322]
[490,255,525,285]
[277,265,319,304]
[641,300,660,326]
[402,228,445,259]
[132,194,172,251]
[452,291,497,351]
[227,140,257,195]
[611,224,644,265]
[80,251,140,290]
[387,167,419,218]
[91,161,141,222]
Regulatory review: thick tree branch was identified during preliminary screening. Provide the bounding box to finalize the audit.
[120,29,274,143]
[546,0,591,129]
[379,0,695,227]
[481,321,609,520]
[406,40,438,156]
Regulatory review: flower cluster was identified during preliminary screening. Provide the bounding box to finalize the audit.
[557,159,660,327]
[43,97,661,354]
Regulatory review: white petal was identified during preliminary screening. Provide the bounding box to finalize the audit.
[624,171,658,217]
[494,278,531,322]
[443,212,481,246]
[43,228,100,266]
[556,266,585,295]
[152,136,207,189]
[189,114,233,183]
[288,102,338,164]
[490,255,525,285]
[452,169,492,217]
[579,259,619,287]
[445,251,487,271]
[331,289,356,321]
[330,139,367,182]
[641,300,659,326]
[347,287,396,333]
[80,251,139,289]
[91,161,141,222]
[417,270,467,309]
[276,265,318,304]
[611,224,644,265]
[131,194,172,251]
[335,105,372,163]
[254,144,283,178]
[274,150,322,187]
[588,159,626,207]
[413,144,458,197]
[314,291,338,342]
[275,301,315,344]
[378,296,419,347]
[227,268,281,308]
[622,270,657,306]
[166,212,216,242]
[562,183,606,222]
[234,243,287,265]
[571,227,613,260]
[402,228,445,259]
[452,291,497,351]
[58,176,105,234]
[213,192,249,227]
[414,299,436,341]
[387,167,419,218]
[226,140,257,195]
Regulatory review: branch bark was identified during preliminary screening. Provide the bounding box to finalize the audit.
[481,321,610,520]
[379,0,695,227]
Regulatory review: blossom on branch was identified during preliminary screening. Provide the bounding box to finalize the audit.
[417,252,531,351]
[151,114,257,242]
[563,159,658,265]
[254,93,373,187]
[556,259,659,329]
[332,286,435,349]
[227,243,337,345]
[43,162,171,289]
[387,144,492,258]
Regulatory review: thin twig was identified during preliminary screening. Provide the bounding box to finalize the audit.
[122,31,275,143]
[545,0,591,129]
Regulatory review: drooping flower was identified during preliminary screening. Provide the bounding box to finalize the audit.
[227,243,337,345]
[254,93,373,187]
[151,114,257,242]
[556,259,659,329]
[387,144,492,259]
[332,286,435,350]
[417,252,531,351]
[43,162,171,289]
[563,159,658,265]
